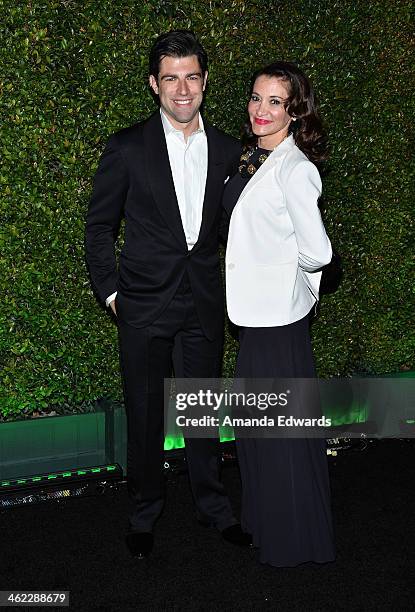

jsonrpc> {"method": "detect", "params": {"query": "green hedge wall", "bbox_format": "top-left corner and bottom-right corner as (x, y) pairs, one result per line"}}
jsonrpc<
(1, 0), (413, 418)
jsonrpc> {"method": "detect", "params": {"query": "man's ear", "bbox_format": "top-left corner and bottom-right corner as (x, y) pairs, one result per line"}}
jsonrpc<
(202, 71), (208, 92)
(149, 74), (159, 95)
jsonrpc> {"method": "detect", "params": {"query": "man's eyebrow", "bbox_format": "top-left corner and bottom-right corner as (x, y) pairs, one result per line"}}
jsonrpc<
(160, 72), (202, 80)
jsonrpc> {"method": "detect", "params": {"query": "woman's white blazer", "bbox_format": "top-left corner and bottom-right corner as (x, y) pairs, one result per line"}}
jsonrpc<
(225, 134), (332, 327)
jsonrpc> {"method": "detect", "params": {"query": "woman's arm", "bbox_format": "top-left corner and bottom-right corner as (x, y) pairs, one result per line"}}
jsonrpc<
(284, 160), (332, 272)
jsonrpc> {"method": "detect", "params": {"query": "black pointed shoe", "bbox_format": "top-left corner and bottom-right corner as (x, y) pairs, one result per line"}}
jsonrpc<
(125, 531), (154, 559)
(221, 524), (253, 547)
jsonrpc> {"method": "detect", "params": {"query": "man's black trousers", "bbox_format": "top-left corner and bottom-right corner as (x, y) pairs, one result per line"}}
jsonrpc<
(117, 273), (236, 532)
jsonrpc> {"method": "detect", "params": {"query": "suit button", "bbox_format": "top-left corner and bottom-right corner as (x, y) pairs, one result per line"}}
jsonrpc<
(227, 263), (235, 270)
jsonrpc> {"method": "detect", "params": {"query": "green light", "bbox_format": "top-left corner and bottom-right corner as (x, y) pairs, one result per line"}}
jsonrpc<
(163, 433), (235, 449)
(323, 400), (369, 426)
(220, 434), (235, 442)
(164, 435), (185, 451)
(0, 465), (121, 492)
(164, 437), (175, 451)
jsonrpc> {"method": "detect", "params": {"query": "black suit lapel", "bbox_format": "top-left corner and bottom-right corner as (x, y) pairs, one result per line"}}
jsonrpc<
(144, 112), (187, 249)
(143, 112), (224, 252)
(192, 121), (224, 250)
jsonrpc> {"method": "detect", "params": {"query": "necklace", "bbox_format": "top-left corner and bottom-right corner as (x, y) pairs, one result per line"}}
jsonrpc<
(238, 146), (270, 178)
(238, 135), (289, 178)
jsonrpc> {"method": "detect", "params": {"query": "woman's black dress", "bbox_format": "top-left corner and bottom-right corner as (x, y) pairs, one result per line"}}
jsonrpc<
(223, 149), (335, 567)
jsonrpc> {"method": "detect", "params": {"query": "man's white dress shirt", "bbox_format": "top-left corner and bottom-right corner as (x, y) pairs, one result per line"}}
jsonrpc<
(106, 110), (208, 307)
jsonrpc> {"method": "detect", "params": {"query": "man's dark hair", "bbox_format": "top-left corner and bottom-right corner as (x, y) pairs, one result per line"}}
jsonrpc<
(149, 30), (208, 79)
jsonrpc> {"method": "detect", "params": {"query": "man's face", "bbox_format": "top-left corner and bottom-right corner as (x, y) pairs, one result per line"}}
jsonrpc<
(149, 54), (207, 129)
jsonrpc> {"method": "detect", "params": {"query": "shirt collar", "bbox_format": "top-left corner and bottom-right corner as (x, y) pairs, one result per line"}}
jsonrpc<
(160, 109), (205, 138)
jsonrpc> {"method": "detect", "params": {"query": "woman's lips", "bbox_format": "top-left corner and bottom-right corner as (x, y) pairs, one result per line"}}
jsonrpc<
(254, 118), (272, 125)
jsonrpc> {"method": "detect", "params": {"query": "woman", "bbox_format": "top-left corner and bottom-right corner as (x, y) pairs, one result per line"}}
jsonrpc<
(224, 62), (335, 567)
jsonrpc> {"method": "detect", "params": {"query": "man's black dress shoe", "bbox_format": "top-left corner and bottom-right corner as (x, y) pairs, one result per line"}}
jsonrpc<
(198, 520), (252, 547)
(221, 524), (253, 547)
(125, 531), (153, 559)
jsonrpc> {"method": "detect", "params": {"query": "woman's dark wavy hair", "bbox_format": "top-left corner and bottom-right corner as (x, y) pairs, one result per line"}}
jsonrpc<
(243, 61), (328, 163)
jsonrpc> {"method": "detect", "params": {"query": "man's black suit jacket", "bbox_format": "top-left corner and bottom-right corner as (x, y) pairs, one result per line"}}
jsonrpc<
(85, 111), (240, 340)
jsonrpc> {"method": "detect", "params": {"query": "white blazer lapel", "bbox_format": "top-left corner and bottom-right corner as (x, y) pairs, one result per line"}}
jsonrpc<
(236, 135), (295, 204)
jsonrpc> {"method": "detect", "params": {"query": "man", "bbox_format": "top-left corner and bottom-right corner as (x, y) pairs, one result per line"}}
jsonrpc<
(85, 30), (251, 558)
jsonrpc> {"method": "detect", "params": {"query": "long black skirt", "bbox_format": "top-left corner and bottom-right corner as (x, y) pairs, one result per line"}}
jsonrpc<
(235, 312), (335, 567)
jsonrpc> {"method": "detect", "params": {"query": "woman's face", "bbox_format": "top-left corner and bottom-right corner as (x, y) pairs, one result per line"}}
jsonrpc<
(248, 75), (293, 148)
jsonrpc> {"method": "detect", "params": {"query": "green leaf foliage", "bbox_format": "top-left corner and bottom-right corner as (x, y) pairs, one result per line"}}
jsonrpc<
(1, 0), (413, 417)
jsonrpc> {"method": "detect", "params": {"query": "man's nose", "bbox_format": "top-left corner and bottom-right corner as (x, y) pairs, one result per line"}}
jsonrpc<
(177, 79), (190, 96)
